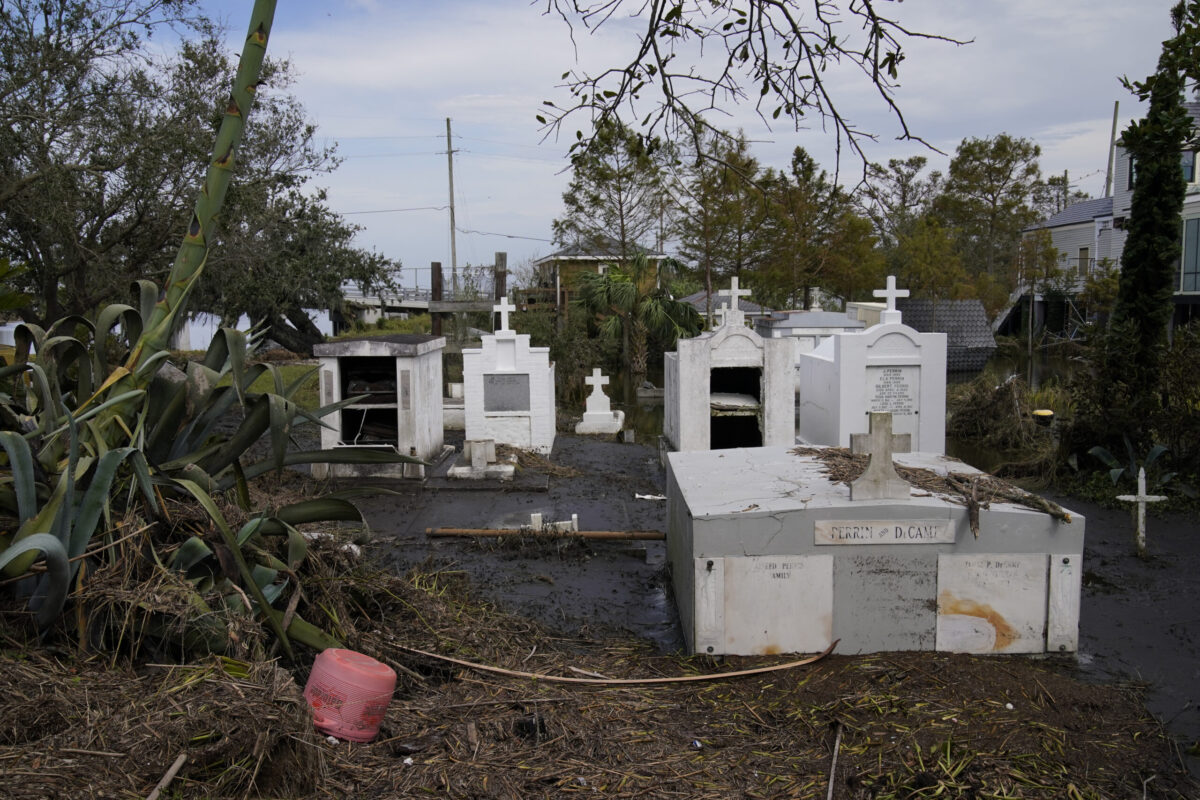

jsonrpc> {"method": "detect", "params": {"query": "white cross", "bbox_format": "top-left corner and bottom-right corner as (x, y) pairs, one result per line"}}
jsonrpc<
(717, 276), (751, 309)
(585, 367), (608, 394)
(873, 275), (909, 325)
(1116, 467), (1166, 558)
(493, 296), (515, 331)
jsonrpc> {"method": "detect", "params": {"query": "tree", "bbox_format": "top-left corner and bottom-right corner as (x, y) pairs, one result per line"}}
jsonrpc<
(552, 120), (667, 260)
(195, 188), (398, 353)
(574, 255), (701, 380)
(856, 156), (943, 251)
(756, 147), (874, 308)
(671, 130), (769, 322)
(1099, 0), (1200, 442)
(936, 134), (1046, 279)
(541, 1), (960, 167)
(0, 0), (209, 321)
(0, 1), (388, 349)
(892, 215), (969, 303)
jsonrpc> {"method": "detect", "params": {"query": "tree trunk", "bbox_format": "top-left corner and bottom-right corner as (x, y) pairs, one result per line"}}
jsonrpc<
(267, 308), (323, 355)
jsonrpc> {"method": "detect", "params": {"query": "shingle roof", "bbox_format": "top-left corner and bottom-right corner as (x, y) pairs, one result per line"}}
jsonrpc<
(1024, 196), (1112, 232)
(896, 298), (996, 371)
(680, 290), (768, 315)
(533, 238), (665, 264)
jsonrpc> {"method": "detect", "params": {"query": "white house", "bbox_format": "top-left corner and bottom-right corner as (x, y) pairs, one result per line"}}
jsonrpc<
(1024, 101), (1200, 326)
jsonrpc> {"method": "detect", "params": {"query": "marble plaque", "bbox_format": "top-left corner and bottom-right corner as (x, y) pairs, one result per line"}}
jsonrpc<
(483, 373), (530, 412)
(867, 365), (918, 416)
(936, 553), (1048, 654)
(815, 519), (954, 545)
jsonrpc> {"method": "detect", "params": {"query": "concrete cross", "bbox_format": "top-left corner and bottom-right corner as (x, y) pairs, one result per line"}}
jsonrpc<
(585, 367), (609, 396)
(849, 412), (912, 501)
(493, 296), (516, 332)
(716, 277), (751, 328)
(1116, 467), (1166, 558)
(873, 275), (909, 325)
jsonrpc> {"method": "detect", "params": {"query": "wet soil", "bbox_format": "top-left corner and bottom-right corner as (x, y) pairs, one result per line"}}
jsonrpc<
(349, 432), (1200, 776)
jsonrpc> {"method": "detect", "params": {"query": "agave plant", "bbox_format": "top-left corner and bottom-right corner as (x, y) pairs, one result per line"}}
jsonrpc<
(0, 0), (414, 658)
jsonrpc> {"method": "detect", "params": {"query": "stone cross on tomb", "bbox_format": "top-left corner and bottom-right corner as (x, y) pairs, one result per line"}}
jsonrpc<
(1116, 467), (1166, 557)
(849, 412), (913, 501)
(874, 275), (909, 325)
(585, 367), (609, 397)
(717, 276), (751, 327)
(493, 296), (516, 332)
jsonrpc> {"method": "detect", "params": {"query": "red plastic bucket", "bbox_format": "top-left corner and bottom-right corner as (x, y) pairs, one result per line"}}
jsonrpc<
(304, 649), (396, 742)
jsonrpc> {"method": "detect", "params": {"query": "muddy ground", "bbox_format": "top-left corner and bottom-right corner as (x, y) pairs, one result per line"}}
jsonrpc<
(353, 431), (1200, 779)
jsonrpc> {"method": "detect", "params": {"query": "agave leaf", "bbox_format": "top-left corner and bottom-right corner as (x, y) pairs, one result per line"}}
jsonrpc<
(46, 390), (145, 440)
(1144, 444), (1168, 469)
(1088, 446), (1120, 470)
(1109, 468), (1125, 485)
(174, 478), (294, 660)
(68, 447), (143, 577)
(135, 280), (160, 326)
(0, 431), (36, 523)
(171, 536), (213, 572)
(0, 533), (69, 628)
(285, 525), (308, 571)
(45, 314), (94, 341)
(94, 304), (141, 374)
(273, 498), (363, 526)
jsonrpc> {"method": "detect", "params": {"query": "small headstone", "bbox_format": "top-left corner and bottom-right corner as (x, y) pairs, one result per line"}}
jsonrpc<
(1116, 467), (1166, 557)
(849, 412), (912, 501)
(716, 276), (751, 328)
(575, 367), (624, 435)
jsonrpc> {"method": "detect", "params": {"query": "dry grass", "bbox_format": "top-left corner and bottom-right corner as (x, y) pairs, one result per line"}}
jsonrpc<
(1, 541), (1192, 799)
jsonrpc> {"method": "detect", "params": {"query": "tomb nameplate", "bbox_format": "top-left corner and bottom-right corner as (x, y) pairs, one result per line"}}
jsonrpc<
(866, 365), (919, 416)
(815, 519), (954, 545)
(483, 373), (531, 412)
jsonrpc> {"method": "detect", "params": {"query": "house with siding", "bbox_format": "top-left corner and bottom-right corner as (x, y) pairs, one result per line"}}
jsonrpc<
(1023, 101), (1200, 326)
(516, 238), (667, 318)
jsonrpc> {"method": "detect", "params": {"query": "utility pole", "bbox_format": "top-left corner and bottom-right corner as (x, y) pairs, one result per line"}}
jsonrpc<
(1104, 101), (1119, 198)
(446, 117), (458, 296)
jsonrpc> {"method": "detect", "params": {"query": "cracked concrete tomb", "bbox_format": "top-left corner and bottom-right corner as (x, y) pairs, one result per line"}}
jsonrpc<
(664, 278), (794, 452)
(462, 297), (556, 454)
(796, 275), (947, 454)
(312, 333), (445, 479)
(666, 444), (1085, 656)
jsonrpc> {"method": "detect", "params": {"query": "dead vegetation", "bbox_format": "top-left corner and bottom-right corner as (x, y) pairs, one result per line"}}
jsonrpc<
(1, 539), (1194, 799)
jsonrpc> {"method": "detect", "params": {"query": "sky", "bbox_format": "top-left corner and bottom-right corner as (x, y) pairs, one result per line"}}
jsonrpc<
(195, 0), (1175, 290)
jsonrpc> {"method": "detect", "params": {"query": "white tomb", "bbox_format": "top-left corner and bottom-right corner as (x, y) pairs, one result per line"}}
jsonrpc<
(462, 297), (556, 454)
(575, 368), (624, 435)
(666, 420), (1085, 656)
(797, 276), (947, 454)
(664, 278), (794, 451)
(312, 333), (445, 479)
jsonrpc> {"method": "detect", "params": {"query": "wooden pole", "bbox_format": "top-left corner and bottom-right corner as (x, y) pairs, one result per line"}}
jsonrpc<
(431, 261), (443, 337)
(493, 251), (507, 331)
(426, 527), (664, 541)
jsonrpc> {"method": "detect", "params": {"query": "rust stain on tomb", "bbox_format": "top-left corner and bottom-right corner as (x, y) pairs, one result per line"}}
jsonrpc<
(939, 591), (1019, 651)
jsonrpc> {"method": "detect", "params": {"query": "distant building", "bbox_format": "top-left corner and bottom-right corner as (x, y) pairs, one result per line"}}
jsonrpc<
(1023, 101), (1200, 327)
(679, 289), (771, 328)
(520, 238), (668, 317)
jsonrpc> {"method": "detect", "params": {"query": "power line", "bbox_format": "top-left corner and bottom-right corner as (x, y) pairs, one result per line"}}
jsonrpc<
(455, 226), (552, 242)
(343, 205), (448, 215)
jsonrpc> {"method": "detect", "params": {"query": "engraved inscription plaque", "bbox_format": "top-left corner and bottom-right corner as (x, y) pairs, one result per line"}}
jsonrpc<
(815, 519), (954, 545)
(867, 365), (918, 416)
(484, 373), (530, 412)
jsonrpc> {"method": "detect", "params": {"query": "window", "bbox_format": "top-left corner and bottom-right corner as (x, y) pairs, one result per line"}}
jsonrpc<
(1184, 218), (1200, 292)
(1184, 151), (1197, 183)
(1078, 247), (1090, 276)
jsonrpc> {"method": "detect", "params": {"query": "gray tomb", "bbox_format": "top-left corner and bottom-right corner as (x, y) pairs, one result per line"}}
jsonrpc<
(313, 333), (446, 479)
(666, 416), (1084, 656)
(663, 278), (794, 451)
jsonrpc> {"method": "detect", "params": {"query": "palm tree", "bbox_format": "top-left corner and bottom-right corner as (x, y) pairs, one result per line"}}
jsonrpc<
(574, 254), (702, 381)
